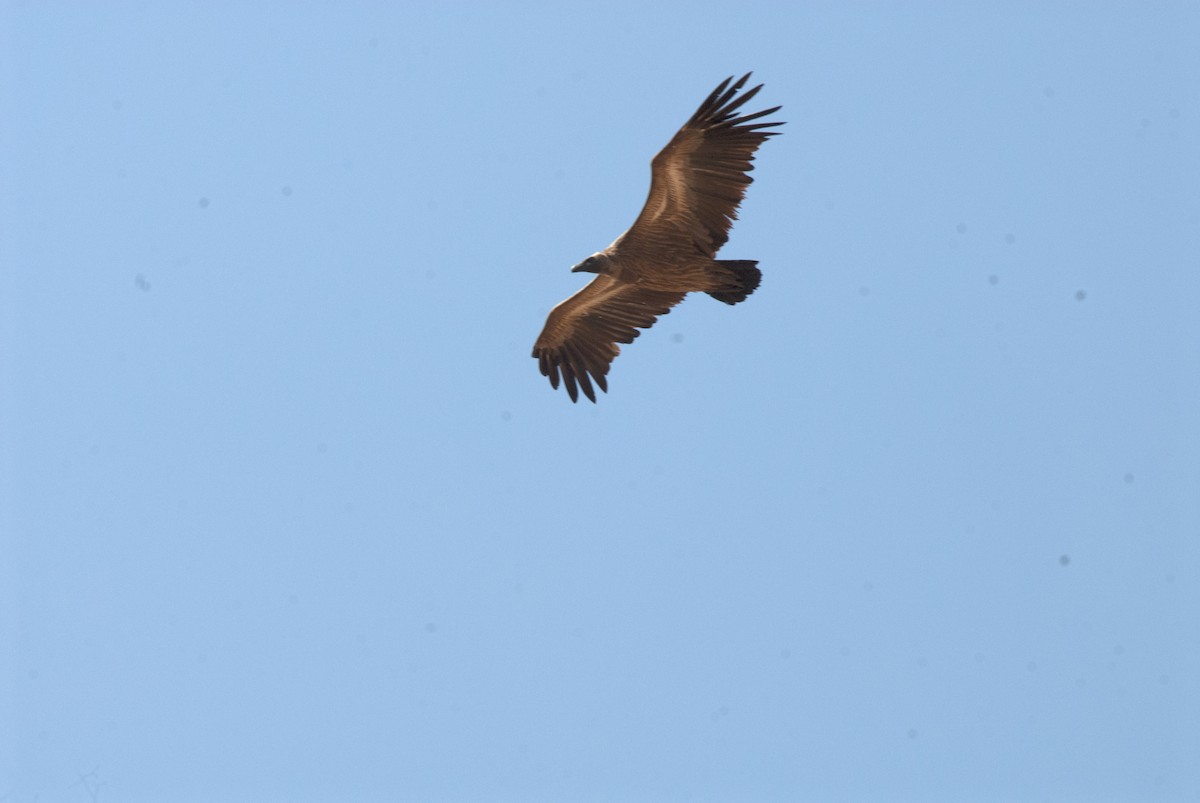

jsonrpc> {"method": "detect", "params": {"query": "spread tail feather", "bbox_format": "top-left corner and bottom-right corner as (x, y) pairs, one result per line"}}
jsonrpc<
(707, 260), (762, 305)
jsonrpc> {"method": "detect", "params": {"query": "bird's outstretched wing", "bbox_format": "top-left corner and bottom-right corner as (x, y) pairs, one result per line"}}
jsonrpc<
(619, 73), (783, 258)
(532, 276), (685, 402)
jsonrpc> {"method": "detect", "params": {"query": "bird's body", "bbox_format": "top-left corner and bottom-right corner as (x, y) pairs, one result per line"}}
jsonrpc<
(533, 74), (782, 402)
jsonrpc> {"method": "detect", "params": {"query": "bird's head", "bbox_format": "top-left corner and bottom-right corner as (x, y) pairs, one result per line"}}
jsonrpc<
(571, 253), (612, 275)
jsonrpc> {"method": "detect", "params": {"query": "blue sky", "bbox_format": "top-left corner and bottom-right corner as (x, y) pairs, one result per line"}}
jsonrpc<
(3, 2), (1199, 801)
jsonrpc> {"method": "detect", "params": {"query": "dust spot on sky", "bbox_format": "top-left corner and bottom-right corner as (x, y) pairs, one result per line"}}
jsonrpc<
(907, 728), (918, 740)
(135, 274), (151, 292)
(1027, 661), (1038, 672)
(198, 197), (210, 209)
(1123, 472), (1134, 484)
(956, 222), (967, 234)
(1075, 290), (1087, 301)
(671, 333), (684, 344)
(1005, 233), (1016, 244)
(1059, 554), (1070, 567)
(988, 274), (999, 286)
(858, 285), (870, 297)
(500, 410), (512, 422)
(282, 185), (293, 196)
(424, 622), (438, 634)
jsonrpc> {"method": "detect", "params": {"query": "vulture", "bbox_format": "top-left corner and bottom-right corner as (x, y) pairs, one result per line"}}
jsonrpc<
(532, 73), (783, 402)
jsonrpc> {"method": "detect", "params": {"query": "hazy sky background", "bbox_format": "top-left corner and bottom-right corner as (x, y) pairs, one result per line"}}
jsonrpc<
(4, 2), (1199, 801)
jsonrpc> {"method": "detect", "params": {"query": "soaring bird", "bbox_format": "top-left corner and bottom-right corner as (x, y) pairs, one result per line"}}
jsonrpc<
(532, 73), (783, 403)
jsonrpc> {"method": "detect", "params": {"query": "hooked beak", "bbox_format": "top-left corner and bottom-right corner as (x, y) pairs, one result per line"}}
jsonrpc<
(571, 262), (592, 274)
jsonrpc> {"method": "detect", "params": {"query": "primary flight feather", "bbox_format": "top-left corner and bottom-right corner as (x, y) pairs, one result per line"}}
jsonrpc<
(532, 73), (783, 402)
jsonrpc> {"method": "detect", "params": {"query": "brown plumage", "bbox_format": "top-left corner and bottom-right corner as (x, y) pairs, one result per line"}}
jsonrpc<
(532, 73), (783, 402)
